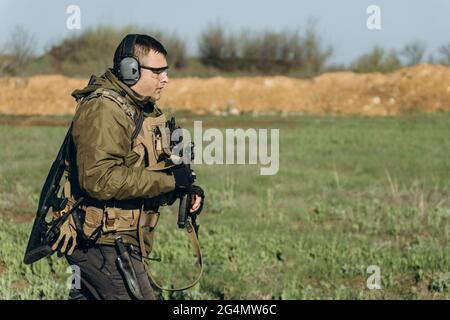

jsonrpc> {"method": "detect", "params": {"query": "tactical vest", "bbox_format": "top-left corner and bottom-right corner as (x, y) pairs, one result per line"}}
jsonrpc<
(61, 88), (174, 256)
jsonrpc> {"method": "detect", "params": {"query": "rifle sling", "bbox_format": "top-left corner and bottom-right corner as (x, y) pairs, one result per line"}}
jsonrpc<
(144, 218), (203, 292)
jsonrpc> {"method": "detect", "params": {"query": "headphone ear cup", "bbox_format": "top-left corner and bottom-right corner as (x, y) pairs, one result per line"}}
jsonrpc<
(119, 57), (140, 86)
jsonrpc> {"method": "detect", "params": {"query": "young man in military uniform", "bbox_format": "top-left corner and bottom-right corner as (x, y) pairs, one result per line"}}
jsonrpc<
(51, 34), (204, 300)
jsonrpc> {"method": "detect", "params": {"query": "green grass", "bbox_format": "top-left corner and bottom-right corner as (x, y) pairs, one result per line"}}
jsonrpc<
(0, 112), (449, 299)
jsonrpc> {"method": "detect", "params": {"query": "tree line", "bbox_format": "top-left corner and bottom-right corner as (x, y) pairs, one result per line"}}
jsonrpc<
(2, 24), (450, 78)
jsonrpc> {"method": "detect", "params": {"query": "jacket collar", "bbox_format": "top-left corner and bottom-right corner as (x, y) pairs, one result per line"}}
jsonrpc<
(104, 69), (156, 110)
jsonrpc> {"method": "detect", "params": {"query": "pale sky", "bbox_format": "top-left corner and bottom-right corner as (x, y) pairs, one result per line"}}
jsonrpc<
(1, 0), (450, 64)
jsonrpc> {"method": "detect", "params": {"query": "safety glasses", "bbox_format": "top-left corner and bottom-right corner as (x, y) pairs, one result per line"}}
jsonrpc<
(141, 65), (169, 77)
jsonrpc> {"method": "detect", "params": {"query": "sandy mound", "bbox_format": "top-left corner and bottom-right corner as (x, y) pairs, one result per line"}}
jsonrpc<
(1, 64), (449, 116)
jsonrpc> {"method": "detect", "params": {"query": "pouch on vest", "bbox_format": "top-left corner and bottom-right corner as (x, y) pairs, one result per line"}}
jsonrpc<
(102, 207), (140, 233)
(82, 206), (104, 238)
(132, 114), (174, 171)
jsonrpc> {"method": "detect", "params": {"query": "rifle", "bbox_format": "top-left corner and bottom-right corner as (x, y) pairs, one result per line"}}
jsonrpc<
(24, 76), (99, 263)
(165, 117), (200, 237)
(148, 125), (204, 291)
(23, 125), (75, 265)
(176, 163), (200, 238)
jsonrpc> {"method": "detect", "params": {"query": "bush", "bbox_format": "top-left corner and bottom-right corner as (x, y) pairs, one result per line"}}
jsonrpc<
(438, 42), (450, 66)
(300, 24), (333, 76)
(198, 23), (238, 70)
(198, 22), (332, 77)
(48, 26), (187, 77)
(238, 29), (301, 73)
(0, 26), (36, 76)
(400, 40), (426, 66)
(352, 47), (402, 73)
(48, 26), (122, 77)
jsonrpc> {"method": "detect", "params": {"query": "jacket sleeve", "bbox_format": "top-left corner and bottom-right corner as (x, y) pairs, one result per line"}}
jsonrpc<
(72, 97), (176, 200)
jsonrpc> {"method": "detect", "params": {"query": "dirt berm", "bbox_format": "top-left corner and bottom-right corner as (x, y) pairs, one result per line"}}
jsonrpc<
(1, 64), (449, 116)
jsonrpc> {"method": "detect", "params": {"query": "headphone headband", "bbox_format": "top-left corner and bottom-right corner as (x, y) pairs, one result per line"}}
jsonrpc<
(121, 34), (138, 59)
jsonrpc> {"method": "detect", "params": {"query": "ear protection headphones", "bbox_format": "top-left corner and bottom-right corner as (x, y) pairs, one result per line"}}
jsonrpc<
(114, 34), (141, 86)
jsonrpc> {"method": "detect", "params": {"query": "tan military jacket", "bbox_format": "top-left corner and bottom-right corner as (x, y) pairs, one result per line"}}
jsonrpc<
(69, 69), (176, 252)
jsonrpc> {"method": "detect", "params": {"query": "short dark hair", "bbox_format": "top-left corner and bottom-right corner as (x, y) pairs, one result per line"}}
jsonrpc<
(134, 34), (167, 59)
(113, 34), (167, 68)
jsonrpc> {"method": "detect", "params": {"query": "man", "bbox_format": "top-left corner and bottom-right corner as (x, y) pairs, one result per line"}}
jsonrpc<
(52, 34), (204, 300)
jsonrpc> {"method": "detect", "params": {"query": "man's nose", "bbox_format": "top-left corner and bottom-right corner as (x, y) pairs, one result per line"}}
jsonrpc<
(162, 73), (169, 84)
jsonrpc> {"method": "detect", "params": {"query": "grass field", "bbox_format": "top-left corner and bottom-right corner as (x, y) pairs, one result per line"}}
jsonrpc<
(0, 111), (449, 299)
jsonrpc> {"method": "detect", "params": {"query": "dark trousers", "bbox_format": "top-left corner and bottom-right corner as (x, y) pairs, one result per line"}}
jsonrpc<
(66, 244), (156, 300)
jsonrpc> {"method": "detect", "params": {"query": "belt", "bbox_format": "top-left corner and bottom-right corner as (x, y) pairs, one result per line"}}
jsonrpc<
(82, 197), (159, 211)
